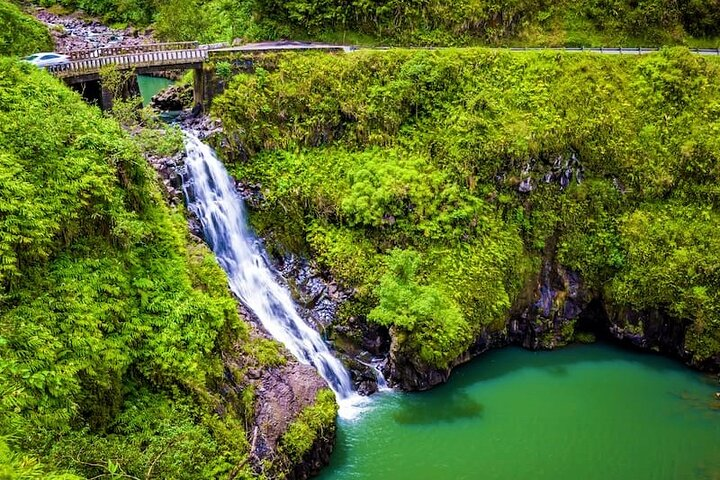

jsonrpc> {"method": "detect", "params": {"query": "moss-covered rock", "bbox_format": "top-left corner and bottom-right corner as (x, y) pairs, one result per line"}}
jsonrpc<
(273, 389), (338, 479)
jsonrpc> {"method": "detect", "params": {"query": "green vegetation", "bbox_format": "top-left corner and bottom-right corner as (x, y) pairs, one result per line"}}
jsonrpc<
(0, 0), (52, 56)
(251, 0), (720, 46)
(35, 0), (263, 42)
(31, 0), (720, 47)
(215, 47), (720, 372)
(0, 57), (263, 478)
(37, 0), (155, 26)
(276, 389), (338, 467)
(368, 250), (475, 369)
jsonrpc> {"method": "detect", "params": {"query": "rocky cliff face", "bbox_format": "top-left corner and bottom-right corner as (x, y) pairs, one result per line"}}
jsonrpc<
(359, 249), (720, 391)
(150, 84), (193, 112)
(605, 305), (720, 372)
(386, 325), (508, 390)
(215, 316), (337, 479)
(509, 254), (590, 350)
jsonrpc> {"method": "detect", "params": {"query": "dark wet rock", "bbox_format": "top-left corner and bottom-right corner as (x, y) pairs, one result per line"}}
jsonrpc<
(272, 253), (393, 393)
(510, 253), (590, 350)
(284, 437), (336, 480)
(179, 113), (223, 139)
(519, 151), (585, 191)
(235, 182), (264, 207)
(388, 326), (509, 391)
(332, 316), (390, 359)
(251, 362), (329, 459)
(144, 147), (208, 238)
(145, 151), (185, 206)
(606, 306), (687, 354)
(342, 356), (379, 395)
(560, 169), (572, 188)
(388, 336), (451, 391)
(276, 254), (351, 330)
(150, 84), (193, 111)
(602, 303), (719, 373)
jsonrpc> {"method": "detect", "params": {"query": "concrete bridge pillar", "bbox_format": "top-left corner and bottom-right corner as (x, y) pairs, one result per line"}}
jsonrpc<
(101, 74), (141, 111)
(69, 74), (140, 111)
(193, 66), (216, 112)
(69, 80), (103, 108)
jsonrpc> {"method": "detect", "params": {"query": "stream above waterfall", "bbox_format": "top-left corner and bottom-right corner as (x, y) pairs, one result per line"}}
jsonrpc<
(137, 75), (173, 106)
(318, 343), (720, 480)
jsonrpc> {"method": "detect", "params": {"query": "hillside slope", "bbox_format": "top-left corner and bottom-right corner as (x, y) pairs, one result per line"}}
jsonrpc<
(0, 0), (52, 55)
(214, 47), (720, 387)
(0, 55), (339, 479)
(31, 0), (720, 46)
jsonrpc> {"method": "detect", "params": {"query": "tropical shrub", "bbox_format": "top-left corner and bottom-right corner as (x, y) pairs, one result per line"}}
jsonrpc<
(0, 0), (53, 56)
(0, 57), (255, 478)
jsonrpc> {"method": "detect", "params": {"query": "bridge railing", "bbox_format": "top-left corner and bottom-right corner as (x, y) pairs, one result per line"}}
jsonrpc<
(49, 49), (208, 77)
(68, 42), (201, 60)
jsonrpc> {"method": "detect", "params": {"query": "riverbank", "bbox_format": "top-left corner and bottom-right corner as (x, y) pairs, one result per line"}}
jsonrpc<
(31, 6), (155, 53)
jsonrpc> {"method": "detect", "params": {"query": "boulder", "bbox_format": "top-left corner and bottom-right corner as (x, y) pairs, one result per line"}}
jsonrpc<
(150, 84), (193, 111)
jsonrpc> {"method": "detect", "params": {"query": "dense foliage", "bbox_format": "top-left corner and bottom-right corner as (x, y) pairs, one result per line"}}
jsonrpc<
(0, 0), (52, 56)
(0, 57), (264, 478)
(215, 47), (720, 370)
(36, 0), (155, 25)
(251, 0), (720, 45)
(33, 0), (720, 46)
(35, 0), (262, 42)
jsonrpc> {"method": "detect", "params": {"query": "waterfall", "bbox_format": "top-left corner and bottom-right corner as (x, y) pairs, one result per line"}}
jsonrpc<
(373, 363), (391, 392)
(356, 358), (392, 393)
(181, 133), (364, 418)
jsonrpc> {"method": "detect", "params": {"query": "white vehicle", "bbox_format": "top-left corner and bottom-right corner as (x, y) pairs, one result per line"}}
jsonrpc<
(23, 52), (70, 68)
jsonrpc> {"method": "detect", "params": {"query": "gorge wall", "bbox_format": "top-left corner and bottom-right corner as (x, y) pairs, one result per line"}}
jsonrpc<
(210, 47), (720, 391)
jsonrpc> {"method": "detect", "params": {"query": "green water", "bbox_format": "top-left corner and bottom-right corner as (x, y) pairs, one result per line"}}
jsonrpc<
(319, 344), (720, 480)
(137, 75), (173, 107)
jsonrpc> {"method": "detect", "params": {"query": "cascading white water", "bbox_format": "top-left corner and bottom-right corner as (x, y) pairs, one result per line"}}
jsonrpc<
(372, 363), (391, 392)
(181, 133), (365, 418)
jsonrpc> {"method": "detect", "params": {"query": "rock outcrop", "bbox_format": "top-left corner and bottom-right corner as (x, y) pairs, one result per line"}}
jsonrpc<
(151, 84), (193, 112)
(216, 318), (337, 479)
(509, 245), (591, 350)
(360, 242), (719, 390)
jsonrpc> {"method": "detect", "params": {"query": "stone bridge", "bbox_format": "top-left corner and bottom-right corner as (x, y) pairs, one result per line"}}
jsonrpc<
(49, 42), (720, 110)
(49, 41), (351, 110)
